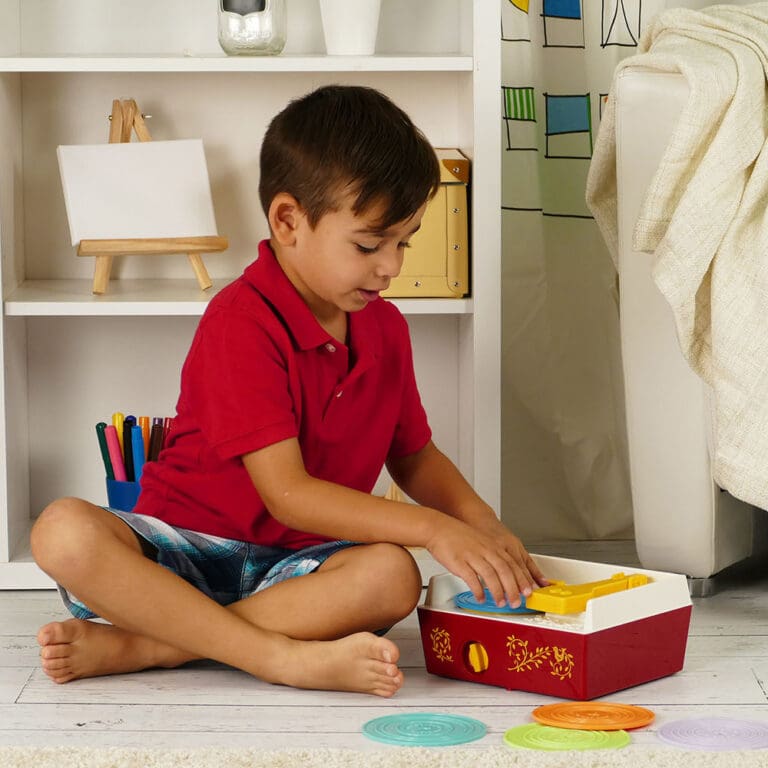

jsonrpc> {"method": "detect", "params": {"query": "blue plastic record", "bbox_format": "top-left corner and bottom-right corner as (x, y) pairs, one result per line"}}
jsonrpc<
(454, 588), (541, 615)
(362, 713), (487, 747)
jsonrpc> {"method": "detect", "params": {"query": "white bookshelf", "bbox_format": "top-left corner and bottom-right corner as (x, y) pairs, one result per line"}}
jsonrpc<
(0, 0), (501, 589)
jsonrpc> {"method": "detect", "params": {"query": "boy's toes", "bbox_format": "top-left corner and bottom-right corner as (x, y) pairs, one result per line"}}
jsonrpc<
(41, 657), (71, 673)
(40, 643), (69, 660)
(373, 670), (403, 697)
(36, 623), (57, 646)
(37, 620), (75, 647)
(375, 637), (400, 665)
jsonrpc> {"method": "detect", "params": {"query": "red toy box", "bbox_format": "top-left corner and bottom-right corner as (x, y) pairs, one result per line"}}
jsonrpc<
(417, 554), (692, 700)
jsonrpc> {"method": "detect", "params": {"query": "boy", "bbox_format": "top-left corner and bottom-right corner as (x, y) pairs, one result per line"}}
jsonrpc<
(32, 85), (546, 698)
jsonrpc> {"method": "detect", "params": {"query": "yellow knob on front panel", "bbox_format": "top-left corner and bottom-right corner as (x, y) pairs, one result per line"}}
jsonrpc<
(466, 642), (489, 673)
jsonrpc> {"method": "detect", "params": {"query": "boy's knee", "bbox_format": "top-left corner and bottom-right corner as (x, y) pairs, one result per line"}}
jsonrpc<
(31, 497), (101, 574)
(365, 543), (422, 614)
(33, 497), (78, 543)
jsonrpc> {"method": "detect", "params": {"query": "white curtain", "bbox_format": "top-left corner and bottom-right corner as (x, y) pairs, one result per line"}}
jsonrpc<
(499, 0), (751, 542)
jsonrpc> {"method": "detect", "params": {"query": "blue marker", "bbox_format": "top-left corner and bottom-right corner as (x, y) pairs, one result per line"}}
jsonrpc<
(131, 424), (145, 482)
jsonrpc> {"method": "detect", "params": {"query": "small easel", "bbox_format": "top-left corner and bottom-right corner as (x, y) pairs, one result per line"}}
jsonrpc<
(385, 481), (406, 503)
(77, 98), (227, 295)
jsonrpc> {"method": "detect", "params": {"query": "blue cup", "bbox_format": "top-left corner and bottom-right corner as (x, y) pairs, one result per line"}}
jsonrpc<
(106, 478), (141, 512)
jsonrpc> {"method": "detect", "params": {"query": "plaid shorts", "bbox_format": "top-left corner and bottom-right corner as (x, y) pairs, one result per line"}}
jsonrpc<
(59, 507), (358, 620)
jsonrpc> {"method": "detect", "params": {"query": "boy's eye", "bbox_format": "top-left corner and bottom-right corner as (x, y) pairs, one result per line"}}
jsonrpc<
(354, 241), (411, 254)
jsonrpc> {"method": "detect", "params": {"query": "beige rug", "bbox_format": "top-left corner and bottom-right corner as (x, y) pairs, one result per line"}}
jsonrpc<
(0, 746), (763, 767)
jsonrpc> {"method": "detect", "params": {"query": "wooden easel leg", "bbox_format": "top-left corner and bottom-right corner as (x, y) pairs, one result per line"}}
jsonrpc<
(92, 255), (113, 295)
(187, 253), (212, 291)
(108, 100), (123, 143)
(385, 482), (406, 503)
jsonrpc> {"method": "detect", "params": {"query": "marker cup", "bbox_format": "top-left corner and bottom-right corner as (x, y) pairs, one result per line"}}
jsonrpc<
(106, 478), (141, 512)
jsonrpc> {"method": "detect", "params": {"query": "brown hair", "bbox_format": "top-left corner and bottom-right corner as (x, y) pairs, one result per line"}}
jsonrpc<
(259, 85), (440, 230)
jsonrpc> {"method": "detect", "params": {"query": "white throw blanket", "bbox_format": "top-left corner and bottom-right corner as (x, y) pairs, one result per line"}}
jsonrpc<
(587, 3), (768, 510)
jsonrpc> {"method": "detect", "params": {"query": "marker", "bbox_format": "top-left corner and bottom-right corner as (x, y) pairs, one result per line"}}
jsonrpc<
(162, 417), (173, 449)
(123, 416), (136, 482)
(138, 416), (150, 460)
(95, 422), (114, 480)
(104, 425), (127, 481)
(131, 424), (145, 482)
(112, 411), (125, 454)
(148, 422), (164, 462)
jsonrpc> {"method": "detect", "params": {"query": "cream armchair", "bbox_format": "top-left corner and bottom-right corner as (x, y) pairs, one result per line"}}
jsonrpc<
(613, 66), (760, 594)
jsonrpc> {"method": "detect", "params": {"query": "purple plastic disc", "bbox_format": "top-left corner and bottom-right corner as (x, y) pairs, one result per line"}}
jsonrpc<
(657, 717), (768, 751)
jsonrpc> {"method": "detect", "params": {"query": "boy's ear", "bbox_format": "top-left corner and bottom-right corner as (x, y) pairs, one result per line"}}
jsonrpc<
(268, 193), (304, 246)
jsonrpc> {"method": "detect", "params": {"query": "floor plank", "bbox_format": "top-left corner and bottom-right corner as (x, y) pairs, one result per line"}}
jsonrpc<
(0, 669), (33, 705)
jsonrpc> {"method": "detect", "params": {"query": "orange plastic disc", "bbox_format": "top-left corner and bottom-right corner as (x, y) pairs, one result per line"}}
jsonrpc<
(532, 702), (654, 731)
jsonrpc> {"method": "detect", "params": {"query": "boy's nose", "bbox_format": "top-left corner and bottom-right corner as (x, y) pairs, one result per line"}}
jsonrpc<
(375, 247), (404, 279)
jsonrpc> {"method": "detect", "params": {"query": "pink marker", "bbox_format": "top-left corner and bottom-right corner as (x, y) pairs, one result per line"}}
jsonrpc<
(105, 424), (127, 481)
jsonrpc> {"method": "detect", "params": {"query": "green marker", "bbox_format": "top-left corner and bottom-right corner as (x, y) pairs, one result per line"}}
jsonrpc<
(95, 422), (115, 480)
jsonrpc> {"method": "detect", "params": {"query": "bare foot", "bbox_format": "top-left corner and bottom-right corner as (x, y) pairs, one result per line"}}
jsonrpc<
(37, 619), (186, 683)
(38, 620), (404, 697)
(276, 632), (404, 698)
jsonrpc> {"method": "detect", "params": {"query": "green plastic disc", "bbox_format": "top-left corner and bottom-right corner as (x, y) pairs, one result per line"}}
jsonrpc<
(503, 723), (630, 751)
(362, 713), (487, 747)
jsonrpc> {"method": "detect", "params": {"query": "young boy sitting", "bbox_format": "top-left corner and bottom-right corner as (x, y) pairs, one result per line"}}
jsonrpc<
(31, 84), (546, 698)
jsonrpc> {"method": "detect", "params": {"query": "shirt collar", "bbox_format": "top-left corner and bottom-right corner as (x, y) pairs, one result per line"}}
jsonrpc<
(244, 240), (381, 361)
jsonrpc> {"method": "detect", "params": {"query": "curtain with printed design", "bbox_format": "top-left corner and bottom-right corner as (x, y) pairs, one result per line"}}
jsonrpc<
(499, 0), (747, 540)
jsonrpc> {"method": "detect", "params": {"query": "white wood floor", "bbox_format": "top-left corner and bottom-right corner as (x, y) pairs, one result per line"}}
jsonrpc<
(1, 540), (767, 752)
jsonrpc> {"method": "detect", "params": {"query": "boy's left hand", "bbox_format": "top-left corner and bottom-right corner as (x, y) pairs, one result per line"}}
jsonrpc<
(471, 515), (549, 600)
(425, 513), (548, 609)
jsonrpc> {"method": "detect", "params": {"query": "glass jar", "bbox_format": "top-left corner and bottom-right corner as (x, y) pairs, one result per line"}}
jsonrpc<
(217, 0), (287, 56)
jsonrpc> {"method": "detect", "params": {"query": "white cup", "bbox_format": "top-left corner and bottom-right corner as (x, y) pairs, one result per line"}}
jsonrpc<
(319, 0), (382, 55)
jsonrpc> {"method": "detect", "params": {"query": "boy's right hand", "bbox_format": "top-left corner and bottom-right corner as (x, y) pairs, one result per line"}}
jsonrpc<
(425, 516), (545, 608)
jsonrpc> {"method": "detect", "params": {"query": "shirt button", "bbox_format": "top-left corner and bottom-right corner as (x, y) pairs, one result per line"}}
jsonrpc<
(336, 390), (343, 398)
(325, 343), (336, 353)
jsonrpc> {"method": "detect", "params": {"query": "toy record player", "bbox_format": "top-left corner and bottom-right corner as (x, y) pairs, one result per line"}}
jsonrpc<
(417, 554), (692, 701)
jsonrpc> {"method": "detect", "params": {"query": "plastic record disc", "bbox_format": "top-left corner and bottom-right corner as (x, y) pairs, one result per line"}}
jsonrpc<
(657, 717), (768, 751)
(362, 713), (487, 747)
(454, 588), (541, 615)
(532, 702), (655, 731)
(503, 723), (630, 751)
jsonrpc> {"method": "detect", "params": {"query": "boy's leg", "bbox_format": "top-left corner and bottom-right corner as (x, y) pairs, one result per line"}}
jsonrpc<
(226, 542), (423, 640)
(32, 497), (404, 696)
(38, 536), (421, 678)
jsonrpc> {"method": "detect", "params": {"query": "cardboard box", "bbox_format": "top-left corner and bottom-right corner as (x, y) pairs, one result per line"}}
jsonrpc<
(417, 554), (692, 700)
(382, 148), (469, 298)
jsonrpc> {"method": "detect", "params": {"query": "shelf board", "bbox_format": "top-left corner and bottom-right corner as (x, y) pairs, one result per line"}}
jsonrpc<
(0, 54), (473, 73)
(388, 297), (473, 315)
(5, 279), (215, 316)
(0, 537), (55, 589)
(0, 561), (54, 589)
(4, 279), (473, 317)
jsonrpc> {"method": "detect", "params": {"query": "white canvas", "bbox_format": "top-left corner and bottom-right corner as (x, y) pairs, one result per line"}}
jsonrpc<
(57, 139), (218, 246)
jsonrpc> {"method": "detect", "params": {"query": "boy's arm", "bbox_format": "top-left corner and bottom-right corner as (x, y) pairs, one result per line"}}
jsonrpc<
(386, 440), (547, 602)
(387, 440), (503, 531)
(242, 438), (544, 607)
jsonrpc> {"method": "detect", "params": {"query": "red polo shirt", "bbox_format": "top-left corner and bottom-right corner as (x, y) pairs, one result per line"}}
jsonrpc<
(134, 240), (432, 549)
